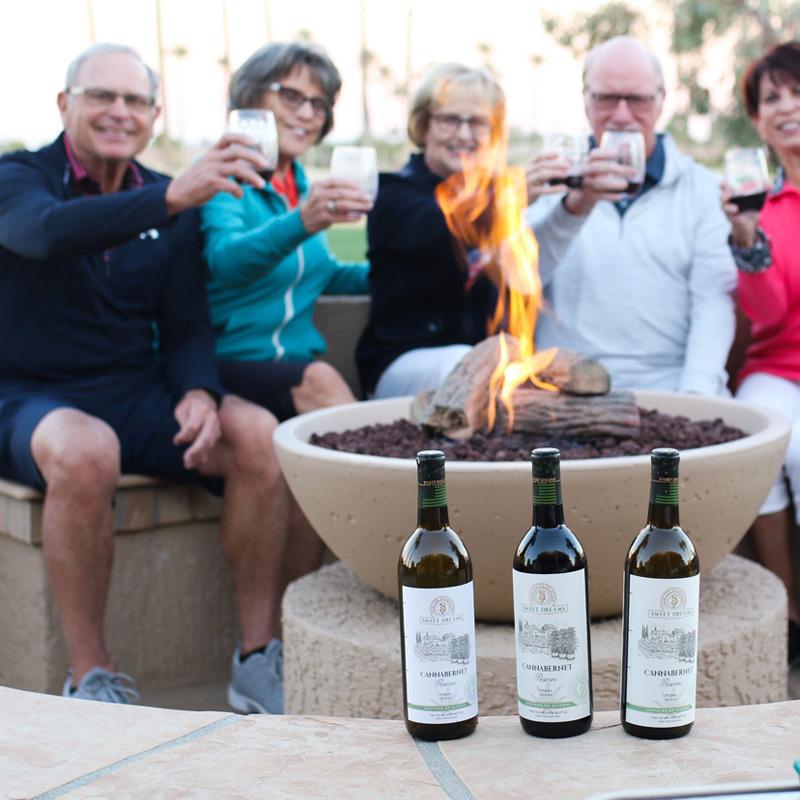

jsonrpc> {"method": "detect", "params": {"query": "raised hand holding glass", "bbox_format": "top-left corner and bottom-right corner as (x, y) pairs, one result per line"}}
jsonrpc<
(724, 148), (770, 212)
(600, 131), (646, 196)
(227, 109), (279, 181)
(330, 146), (379, 201)
(544, 132), (589, 188)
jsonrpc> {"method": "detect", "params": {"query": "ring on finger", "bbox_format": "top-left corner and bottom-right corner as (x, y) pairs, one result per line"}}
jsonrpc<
(327, 199), (337, 214)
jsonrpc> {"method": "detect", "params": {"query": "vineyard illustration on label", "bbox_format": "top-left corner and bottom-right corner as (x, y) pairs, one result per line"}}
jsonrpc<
(638, 625), (697, 661)
(517, 621), (578, 659)
(414, 632), (471, 664)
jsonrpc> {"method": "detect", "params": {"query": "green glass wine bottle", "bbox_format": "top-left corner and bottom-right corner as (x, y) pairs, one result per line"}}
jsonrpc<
(513, 447), (593, 738)
(621, 448), (700, 739)
(398, 450), (478, 740)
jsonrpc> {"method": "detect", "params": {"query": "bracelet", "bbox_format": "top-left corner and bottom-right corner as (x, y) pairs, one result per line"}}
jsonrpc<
(729, 227), (772, 273)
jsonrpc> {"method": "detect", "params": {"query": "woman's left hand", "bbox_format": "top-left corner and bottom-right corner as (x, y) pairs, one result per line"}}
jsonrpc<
(300, 179), (374, 234)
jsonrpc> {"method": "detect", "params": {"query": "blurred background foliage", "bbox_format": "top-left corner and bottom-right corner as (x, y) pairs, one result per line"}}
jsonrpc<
(542, 0), (800, 161)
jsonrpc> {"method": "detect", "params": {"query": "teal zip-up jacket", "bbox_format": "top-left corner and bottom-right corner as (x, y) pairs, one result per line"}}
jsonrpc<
(201, 161), (368, 361)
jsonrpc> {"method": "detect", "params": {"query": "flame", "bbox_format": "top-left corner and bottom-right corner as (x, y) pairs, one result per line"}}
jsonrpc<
(435, 124), (558, 431)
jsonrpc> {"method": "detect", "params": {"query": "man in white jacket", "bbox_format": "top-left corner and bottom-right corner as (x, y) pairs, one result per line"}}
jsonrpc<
(525, 37), (736, 395)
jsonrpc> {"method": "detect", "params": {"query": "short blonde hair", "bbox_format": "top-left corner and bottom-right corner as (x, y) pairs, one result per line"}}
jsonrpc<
(407, 63), (505, 149)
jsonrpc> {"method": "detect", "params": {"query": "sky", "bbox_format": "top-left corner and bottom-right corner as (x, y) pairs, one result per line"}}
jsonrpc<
(1, 0), (688, 149)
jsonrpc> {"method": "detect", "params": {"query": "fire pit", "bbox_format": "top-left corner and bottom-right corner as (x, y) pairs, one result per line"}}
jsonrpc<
(273, 390), (789, 620)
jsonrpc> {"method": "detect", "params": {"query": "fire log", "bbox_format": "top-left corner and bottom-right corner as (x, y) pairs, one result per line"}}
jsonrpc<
(414, 335), (614, 437)
(496, 387), (640, 439)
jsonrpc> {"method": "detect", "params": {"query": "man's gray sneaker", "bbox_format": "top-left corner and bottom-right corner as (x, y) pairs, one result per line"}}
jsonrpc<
(62, 667), (140, 704)
(228, 639), (283, 714)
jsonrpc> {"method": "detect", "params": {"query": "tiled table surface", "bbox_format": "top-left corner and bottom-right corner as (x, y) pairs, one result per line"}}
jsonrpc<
(1, 686), (798, 799)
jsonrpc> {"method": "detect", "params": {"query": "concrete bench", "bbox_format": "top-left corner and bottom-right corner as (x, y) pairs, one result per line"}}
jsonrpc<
(2, 684), (799, 798)
(0, 295), (370, 695)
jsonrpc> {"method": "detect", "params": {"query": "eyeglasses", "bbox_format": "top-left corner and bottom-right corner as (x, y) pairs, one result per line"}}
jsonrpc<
(587, 92), (659, 111)
(268, 82), (330, 117)
(430, 113), (492, 138)
(67, 86), (156, 113)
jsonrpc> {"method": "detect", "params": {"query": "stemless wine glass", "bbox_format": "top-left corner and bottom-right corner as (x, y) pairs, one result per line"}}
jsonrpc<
(330, 145), (379, 200)
(227, 109), (279, 181)
(600, 130), (646, 196)
(724, 147), (770, 212)
(544, 132), (589, 188)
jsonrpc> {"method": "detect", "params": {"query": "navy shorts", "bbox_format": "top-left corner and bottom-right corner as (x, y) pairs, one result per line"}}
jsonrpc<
(0, 370), (223, 495)
(217, 358), (310, 422)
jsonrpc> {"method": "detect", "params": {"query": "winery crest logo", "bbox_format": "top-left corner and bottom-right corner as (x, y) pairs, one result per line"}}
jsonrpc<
(420, 595), (464, 625)
(522, 583), (568, 614)
(660, 587), (687, 611)
(531, 583), (557, 607)
(648, 585), (694, 619)
(431, 595), (456, 618)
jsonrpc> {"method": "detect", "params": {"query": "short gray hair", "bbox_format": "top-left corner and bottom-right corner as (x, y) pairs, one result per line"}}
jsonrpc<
(229, 42), (342, 141)
(583, 36), (664, 92)
(65, 43), (159, 96)
(407, 63), (505, 149)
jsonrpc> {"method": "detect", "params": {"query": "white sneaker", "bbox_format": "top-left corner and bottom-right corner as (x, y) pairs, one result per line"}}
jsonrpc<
(227, 640), (283, 714)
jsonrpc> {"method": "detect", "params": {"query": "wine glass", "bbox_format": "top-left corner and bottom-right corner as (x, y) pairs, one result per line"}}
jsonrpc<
(724, 147), (770, 212)
(544, 132), (589, 188)
(600, 131), (646, 196)
(330, 145), (379, 201)
(227, 109), (279, 181)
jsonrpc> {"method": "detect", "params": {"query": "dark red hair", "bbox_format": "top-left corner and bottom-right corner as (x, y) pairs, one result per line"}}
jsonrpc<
(742, 41), (800, 117)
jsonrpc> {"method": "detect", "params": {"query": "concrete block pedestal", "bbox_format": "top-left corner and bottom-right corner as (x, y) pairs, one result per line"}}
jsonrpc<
(284, 554), (788, 718)
(0, 475), (235, 694)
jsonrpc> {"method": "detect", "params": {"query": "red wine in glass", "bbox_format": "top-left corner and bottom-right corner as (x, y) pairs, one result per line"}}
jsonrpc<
(548, 175), (584, 188)
(730, 191), (766, 212)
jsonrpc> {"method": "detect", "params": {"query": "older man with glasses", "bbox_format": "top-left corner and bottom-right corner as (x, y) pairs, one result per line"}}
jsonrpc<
(0, 43), (312, 712)
(526, 36), (736, 396)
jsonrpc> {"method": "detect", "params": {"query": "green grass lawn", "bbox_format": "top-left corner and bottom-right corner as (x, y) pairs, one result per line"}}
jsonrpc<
(326, 223), (368, 262)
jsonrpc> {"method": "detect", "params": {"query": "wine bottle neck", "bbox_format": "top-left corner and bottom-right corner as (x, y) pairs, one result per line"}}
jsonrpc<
(646, 478), (680, 528)
(533, 503), (564, 528)
(532, 474), (564, 527)
(417, 480), (450, 529)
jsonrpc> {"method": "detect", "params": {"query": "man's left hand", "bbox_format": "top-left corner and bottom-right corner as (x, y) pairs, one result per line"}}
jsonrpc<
(173, 389), (222, 470)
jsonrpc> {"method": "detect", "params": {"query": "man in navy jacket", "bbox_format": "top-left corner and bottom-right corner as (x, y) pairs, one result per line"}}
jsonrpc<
(0, 43), (316, 712)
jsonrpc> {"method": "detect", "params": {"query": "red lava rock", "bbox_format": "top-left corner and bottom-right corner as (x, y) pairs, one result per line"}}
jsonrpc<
(308, 409), (746, 462)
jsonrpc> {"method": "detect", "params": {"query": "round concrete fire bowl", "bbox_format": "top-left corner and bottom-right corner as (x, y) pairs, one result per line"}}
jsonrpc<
(274, 391), (789, 621)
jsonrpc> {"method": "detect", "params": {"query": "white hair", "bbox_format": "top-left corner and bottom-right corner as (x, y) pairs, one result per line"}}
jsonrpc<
(65, 43), (159, 95)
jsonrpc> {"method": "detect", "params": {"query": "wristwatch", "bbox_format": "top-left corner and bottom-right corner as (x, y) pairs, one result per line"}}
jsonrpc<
(729, 227), (772, 273)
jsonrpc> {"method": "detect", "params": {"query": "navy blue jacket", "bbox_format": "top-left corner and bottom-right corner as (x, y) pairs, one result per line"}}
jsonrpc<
(356, 153), (496, 396)
(0, 135), (223, 401)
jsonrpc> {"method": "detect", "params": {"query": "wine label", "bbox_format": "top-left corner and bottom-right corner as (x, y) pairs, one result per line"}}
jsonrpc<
(624, 573), (699, 728)
(401, 582), (478, 725)
(513, 568), (591, 722)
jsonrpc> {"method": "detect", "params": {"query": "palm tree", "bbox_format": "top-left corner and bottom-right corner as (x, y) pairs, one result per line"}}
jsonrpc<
(86, 0), (97, 42)
(264, 0), (273, 41)
(359, 0), (374, 144)
(155, 0), (170, 140)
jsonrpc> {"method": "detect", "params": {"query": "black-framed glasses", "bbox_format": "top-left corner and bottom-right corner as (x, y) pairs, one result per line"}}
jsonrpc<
(268, 82), (330, 117)
(67, 86), (156, 113)
(430, 112), (492, 138)
(586, 91), (659, 112)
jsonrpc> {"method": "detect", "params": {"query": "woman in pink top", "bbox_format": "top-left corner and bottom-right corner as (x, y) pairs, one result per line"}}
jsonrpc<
(723, 41), (800, 664)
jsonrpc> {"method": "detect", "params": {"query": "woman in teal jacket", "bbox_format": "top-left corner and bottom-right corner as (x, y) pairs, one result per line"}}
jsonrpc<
(202, 42), (372, 420)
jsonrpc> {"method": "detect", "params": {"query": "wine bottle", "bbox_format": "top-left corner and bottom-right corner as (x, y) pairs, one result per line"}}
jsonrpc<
(621, 448), (700, 739)
(398, 450), (478, 740)
(513, 447), (593, 738)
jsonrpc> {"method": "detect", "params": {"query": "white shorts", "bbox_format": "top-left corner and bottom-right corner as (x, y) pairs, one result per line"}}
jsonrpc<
(736, 371), (800, 522)
(373, 345), (473, 399)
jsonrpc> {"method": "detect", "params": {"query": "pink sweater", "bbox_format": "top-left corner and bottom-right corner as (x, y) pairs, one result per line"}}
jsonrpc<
(737, 180), (800, 386)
